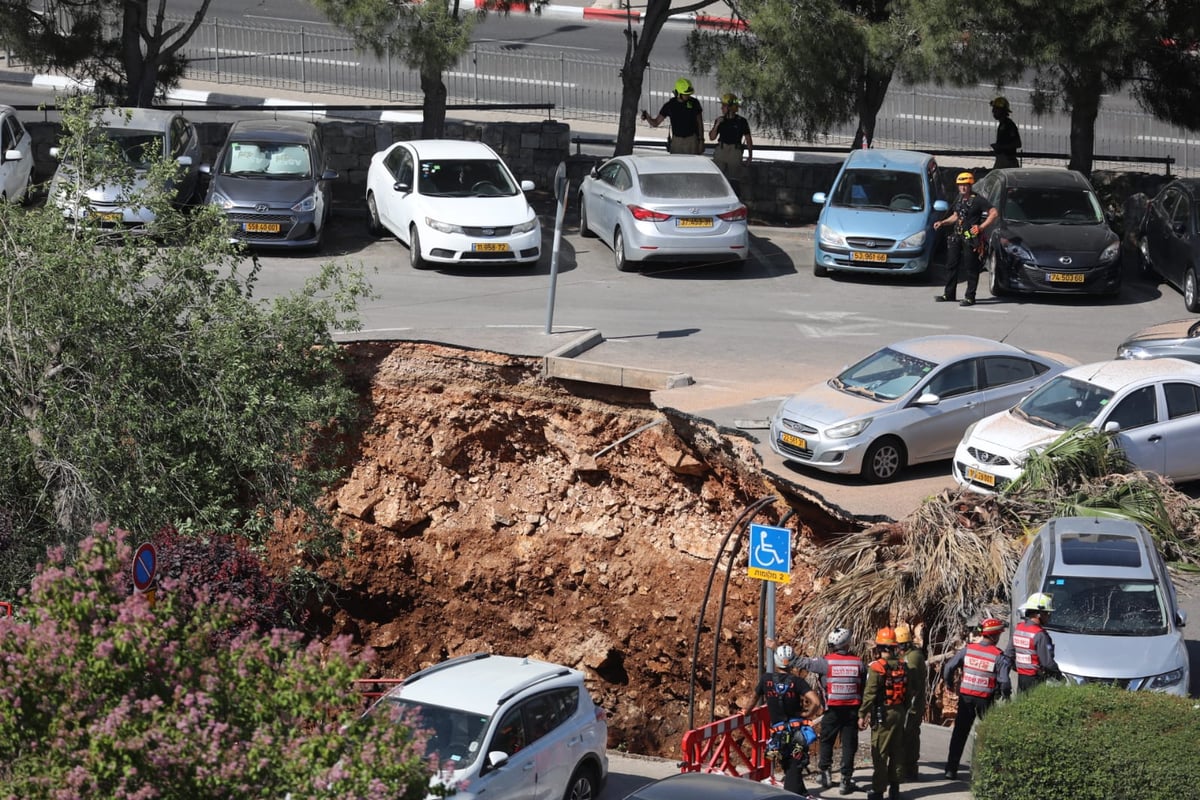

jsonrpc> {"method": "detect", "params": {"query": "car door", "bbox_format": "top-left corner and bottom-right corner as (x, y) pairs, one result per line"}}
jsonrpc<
(376, 145), (412, 237)
(1164, 190), (1195, 286)
(1102, 384), (1164, 475)
(1, 111), (33, 202)
(473, 704), (538, 800)
(589, 161), (629, 243)
(1159, 380), (1200, 481)
(169, 116), (201, 204)
(980, 356), (1050, 414)
(902, 357), (986, 462)
(523, 688), (580, 800)
(1146, 187), (1183, 287)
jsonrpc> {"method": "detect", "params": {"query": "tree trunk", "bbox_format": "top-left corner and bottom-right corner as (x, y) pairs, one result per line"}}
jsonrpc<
(615, 7), (662, 156)
(121, 0), (156, 107)
(1066, 73), (1102, 177)
(851, 63), (893, 150)
(421, 67), (449, 139)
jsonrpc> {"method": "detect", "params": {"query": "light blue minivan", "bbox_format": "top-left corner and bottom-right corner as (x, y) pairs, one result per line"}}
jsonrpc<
(812, 148), (949, 277)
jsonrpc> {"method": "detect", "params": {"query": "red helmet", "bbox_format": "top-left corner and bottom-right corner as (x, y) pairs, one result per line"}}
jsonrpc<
(979, 618), (1006, 636)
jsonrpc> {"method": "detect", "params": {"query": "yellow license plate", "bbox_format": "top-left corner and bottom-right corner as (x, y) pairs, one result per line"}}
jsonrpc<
(1048, 272), (1085, 283)
(91, 212), (122, 223)
(244, 222), (281, 233)
(851, 251), (888, 263)
(966, 467), (996, 487)
(677, 217), (713, 228)
(473, 242), (511, 252)
(780, 432), (807, 450)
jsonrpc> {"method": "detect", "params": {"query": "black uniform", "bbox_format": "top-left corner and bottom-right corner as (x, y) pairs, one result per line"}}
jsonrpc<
(754, 670), (816, 795)
(941, 193), (994, 303)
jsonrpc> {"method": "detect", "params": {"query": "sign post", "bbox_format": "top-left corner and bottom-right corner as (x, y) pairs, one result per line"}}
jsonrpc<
(544, 161), (568, 334)
(132, 542), (158, 606)
(748, 523), (792, 670)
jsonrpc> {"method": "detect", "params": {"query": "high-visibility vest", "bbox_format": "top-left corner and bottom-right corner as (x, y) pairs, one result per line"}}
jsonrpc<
(959, 642), (1001, 698)
(1011, 620), (1044, 676)
(869, 657), (908, 706)
(824, 653), (865, 706)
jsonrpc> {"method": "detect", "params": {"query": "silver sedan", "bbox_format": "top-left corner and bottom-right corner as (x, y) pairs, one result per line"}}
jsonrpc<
(578, 155), (749, 272)
(769, 335), (1075, 483)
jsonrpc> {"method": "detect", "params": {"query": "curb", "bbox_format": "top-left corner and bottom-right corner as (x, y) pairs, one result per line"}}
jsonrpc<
(470, 0), (746, 29)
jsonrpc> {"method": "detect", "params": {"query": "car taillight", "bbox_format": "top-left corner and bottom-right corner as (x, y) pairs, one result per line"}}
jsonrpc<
(718, 206), (748, 221)
(628, 205), (671, 221)
(594, 705), (607, 722)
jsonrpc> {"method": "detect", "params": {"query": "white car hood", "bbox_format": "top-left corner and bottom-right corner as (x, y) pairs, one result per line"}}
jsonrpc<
(778, 381), (891, 425)
(422, 194), (534, 226)
(968, 410), (1065, 457)
(1052, 629), (1187, 681)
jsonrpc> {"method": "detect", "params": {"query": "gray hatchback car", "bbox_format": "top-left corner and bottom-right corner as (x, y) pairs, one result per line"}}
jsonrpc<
(201, 119), (337, 249)
(1011, 516), (1189, 695)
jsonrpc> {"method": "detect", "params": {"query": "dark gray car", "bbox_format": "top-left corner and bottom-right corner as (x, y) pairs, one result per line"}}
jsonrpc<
(201, 119), (337, 249)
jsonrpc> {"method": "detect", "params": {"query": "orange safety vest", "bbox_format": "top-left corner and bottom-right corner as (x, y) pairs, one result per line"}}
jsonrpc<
(869, 657), (907, 706)
(959, 642), (1001, 698)
(824, 653), (865, 706)
(1011, 620), (1044, 676)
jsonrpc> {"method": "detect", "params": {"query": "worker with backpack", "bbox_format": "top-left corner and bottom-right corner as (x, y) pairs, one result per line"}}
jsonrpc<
(857, 628), (908, 800)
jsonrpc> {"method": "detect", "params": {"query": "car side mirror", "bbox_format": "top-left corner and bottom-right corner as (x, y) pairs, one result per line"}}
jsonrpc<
(483, 751), (509, 772)
(1176, 609), (1187, 627)
(1102, 420), (1121, 434)
(1174, 222), (1187, 236)
(812, 191), (827, 204)
(393, 181), (411, 194)
(199, 163), (212, 175)
(2, 148), (18, 163)
(177, 155), (193, 166)
(520, 179), (535, 192)
(913, 392), (940, 405)
(50, 146), (62, 159)
(321, 169), (338, 181)
(589, 165), (599, 178)
(933, 200), (949, 212)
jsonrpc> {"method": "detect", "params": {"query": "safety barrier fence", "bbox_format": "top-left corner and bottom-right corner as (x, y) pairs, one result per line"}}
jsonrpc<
(679, 705), (773, 780)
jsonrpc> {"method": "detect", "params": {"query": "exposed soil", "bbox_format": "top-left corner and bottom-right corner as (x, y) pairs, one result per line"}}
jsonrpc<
(268, 341), (858, 759)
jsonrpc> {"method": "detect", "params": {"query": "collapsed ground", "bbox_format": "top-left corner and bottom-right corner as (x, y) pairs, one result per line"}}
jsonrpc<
(268, 341), (854, 758)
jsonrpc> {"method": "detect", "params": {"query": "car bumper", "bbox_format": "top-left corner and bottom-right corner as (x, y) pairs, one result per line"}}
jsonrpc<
(992, 253), (1122, 294)
(622, 222), (749, 263)
(420, 225), (542, 265)
(221, 208), (323, 248)
(952, 442), (1021, 493)
(768, 417), (867, 475)
(814, 243), (932, 274)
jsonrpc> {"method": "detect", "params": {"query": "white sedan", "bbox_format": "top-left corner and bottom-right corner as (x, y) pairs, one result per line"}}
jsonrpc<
(365, 139), (541, 269)
(0, 104), (35, 203)
(578, 155), (749, 271)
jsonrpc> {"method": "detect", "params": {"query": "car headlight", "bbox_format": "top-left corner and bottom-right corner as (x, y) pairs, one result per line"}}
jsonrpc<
(291, 194), (317, 213)
(1098, 241), (1120, 264)
(818, 224), (846, 248)
(512, 218), (538, 234)
(426, 217), (463, 234)
(210, 190), (234, 210)
(1001, 238), (1034, 262)
(1117, 345), (1152, 360)
(899, 230), (926, 248)
(826, 418), (872, 439)
(1145, 668), (1186, 690)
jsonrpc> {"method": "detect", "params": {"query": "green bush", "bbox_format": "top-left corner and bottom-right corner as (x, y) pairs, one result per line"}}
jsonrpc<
(974, 683), (1200, 800)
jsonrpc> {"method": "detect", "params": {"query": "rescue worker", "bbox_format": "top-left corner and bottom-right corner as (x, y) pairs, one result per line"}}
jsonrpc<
(941, 617), (1012, 781)
(791, 627), (865, 795)
(641, 77), (705, 155)
(989, 96), (1022, 169)
(1005, 592), (1060, 691)
(893, 624), (926, 782)
(753, 644), (824, 796)
(932, 172), (998, 306)
(709, 92), (753, 195)
(857, 628), (908, 800)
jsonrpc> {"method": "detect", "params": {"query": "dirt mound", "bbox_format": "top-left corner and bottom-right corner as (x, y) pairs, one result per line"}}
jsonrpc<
(269, 341), (850, 758)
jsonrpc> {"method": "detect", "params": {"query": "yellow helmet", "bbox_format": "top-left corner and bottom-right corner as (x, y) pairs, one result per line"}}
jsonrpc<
(721, 92), (740, 106)
(1022, 592), (1054, 613)
(991, 96), (1011, 111)
(956, 171), (975, 186)
(893, 623), (912, 644)
(674, 77), (695, 96)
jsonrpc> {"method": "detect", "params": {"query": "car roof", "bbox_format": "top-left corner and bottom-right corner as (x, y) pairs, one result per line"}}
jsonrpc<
(887, 334), (1030, 363)
(403, 139), (500, 160)
(626, 772), (796, 800)
(618, 155), (721, 175)
(843, 148), (935, 171)
(227, 118), (317, 142)
(95, 108), (182, 131)
(384, 653), (579, 715)
(991, 168), (1093, 189)
(1058, 357), (1200, 389)
(0, 104), (16, 116)
(1036, 516), (1157, 580)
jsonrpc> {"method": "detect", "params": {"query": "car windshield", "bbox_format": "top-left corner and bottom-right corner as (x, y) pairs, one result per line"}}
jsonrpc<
(220, 141), (312, 178)
(1012, 376), (1113, 430)
(830, 168), (925, 212)
(1041, 576), (1168, 635)
(419, 159), (519, 197)
(1004, 187), (1104, 224)
(371, 696), (490, 769)
(107, 130), (163, 169)
(638, 172), (730, 199)
(830, 347), (935, 401)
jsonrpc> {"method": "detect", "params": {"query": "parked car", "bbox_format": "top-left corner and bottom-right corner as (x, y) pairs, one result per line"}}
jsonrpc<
(954, 358), (1200, 493)
(1011, 516), (1189, 696)
(972, 168), (1121, 297)
(47, 108), (201, 230)
(578, 154), (748, 272)
(768, 335), (1073, 483)
(365, 139), (541, 269)
(1116, 319), (1200, 364)
(365, 652), (608, 800)
(811, 148), (949, 277)
(623, 772), (795, 800)
(1124, 179), (1200, 311)
(200, 119), (337, 250)
(0, 104), (34, 203)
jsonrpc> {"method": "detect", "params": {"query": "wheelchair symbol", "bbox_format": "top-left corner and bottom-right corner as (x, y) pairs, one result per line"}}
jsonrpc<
(754, 530), (786, 568)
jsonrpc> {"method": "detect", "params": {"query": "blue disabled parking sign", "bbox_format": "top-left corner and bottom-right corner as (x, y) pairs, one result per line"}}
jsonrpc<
(748, 523), (791, 583)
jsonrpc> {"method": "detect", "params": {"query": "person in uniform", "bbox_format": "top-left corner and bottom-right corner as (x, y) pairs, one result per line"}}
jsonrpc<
(709, 92), (753, 194)
(642, 77), (705, 154)
(942, 618), (1012, 780)
(990, 96), (1022, 169)
(933, 172), (998, 306)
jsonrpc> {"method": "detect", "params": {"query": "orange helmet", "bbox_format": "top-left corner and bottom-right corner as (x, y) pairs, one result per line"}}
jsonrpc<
(875, 627), (897, 646)
(956, 171), (975, 186)
(979, 618), (1006, 636)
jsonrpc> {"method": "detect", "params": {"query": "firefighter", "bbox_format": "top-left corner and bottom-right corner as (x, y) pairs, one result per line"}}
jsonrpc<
(857, 628), (908, 800)
(893, 624), (926, 782)
(753, 644), (824, 796)
(791, 626), (865, 795)
(1006, 592), (1060, 691)
(941, 618), (1012, 781)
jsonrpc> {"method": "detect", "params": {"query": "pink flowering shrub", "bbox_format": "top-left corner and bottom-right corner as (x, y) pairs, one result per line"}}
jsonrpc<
(0, 526), (431, 800)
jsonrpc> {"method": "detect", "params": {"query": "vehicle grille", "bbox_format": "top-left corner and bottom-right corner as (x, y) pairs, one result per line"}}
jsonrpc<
(463, 225), (515, 236)
(227, 211), (294, 241)
(776, 420), (817, 460)
(776, 440), (813, 459)
(845, 236), (897, 248)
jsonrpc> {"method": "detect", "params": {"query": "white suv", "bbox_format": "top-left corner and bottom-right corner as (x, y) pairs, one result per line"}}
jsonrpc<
(368, 652), (608, 800)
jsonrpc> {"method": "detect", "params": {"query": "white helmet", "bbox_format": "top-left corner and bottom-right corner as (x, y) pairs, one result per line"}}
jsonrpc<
(774, 644), (796, 669)
(827, 627), (852, 651)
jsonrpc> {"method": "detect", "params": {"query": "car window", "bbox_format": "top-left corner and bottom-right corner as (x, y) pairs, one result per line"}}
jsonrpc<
(1164, 382), (1200, 419)
(638, 172), (729, 199)
(830, 168), (924, 211)
(384, 145), (407, 180)
(833, 347), (935, 401)
(109, 130), (164, 168)
(974, 174), (999, 205)
(1042, 575), (1167, 635)
(522, 687), (578, 743)
(420, 158), (519, 197)
(1105, 385), (1157, 430)
(1157, 187), (1181, 223)
(265, 144), (312, 177)
(170, 118), (191, 158)
(1015, 376), (1113, 430)
(924, 359), (978, 399)
(0, 115), (16, 151)
(491, 706), (527, 755)
(1008, 187), (1103, 224)
(375, 696), (490, 768)
(982, 356), (1045, 388)
(1171, 193), (1191, 229)
(597, 162), (621, 187)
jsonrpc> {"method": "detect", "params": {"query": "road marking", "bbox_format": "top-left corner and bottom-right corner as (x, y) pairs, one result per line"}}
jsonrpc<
(783, 311), (949, 338)
(896, 114), (1042, 131)
(445, 71), (576, 88)
(244, 14), (333, 27)
(1137, 135), (1194, 145)
(207, 48), (360, 68)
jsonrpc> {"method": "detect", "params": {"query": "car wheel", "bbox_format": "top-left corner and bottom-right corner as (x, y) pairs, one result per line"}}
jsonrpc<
(409, 225), (431, 270)
(562, 764), (600, 800)
(579, 195), (597, 238)
(366, 192), (383, 237)
(614, 228), (634, 272)
(813, 261), (829, 277)
(1185, 267), (1200, 313)
(988, 251), (1006, 297)
(861, 436), (905, 483)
